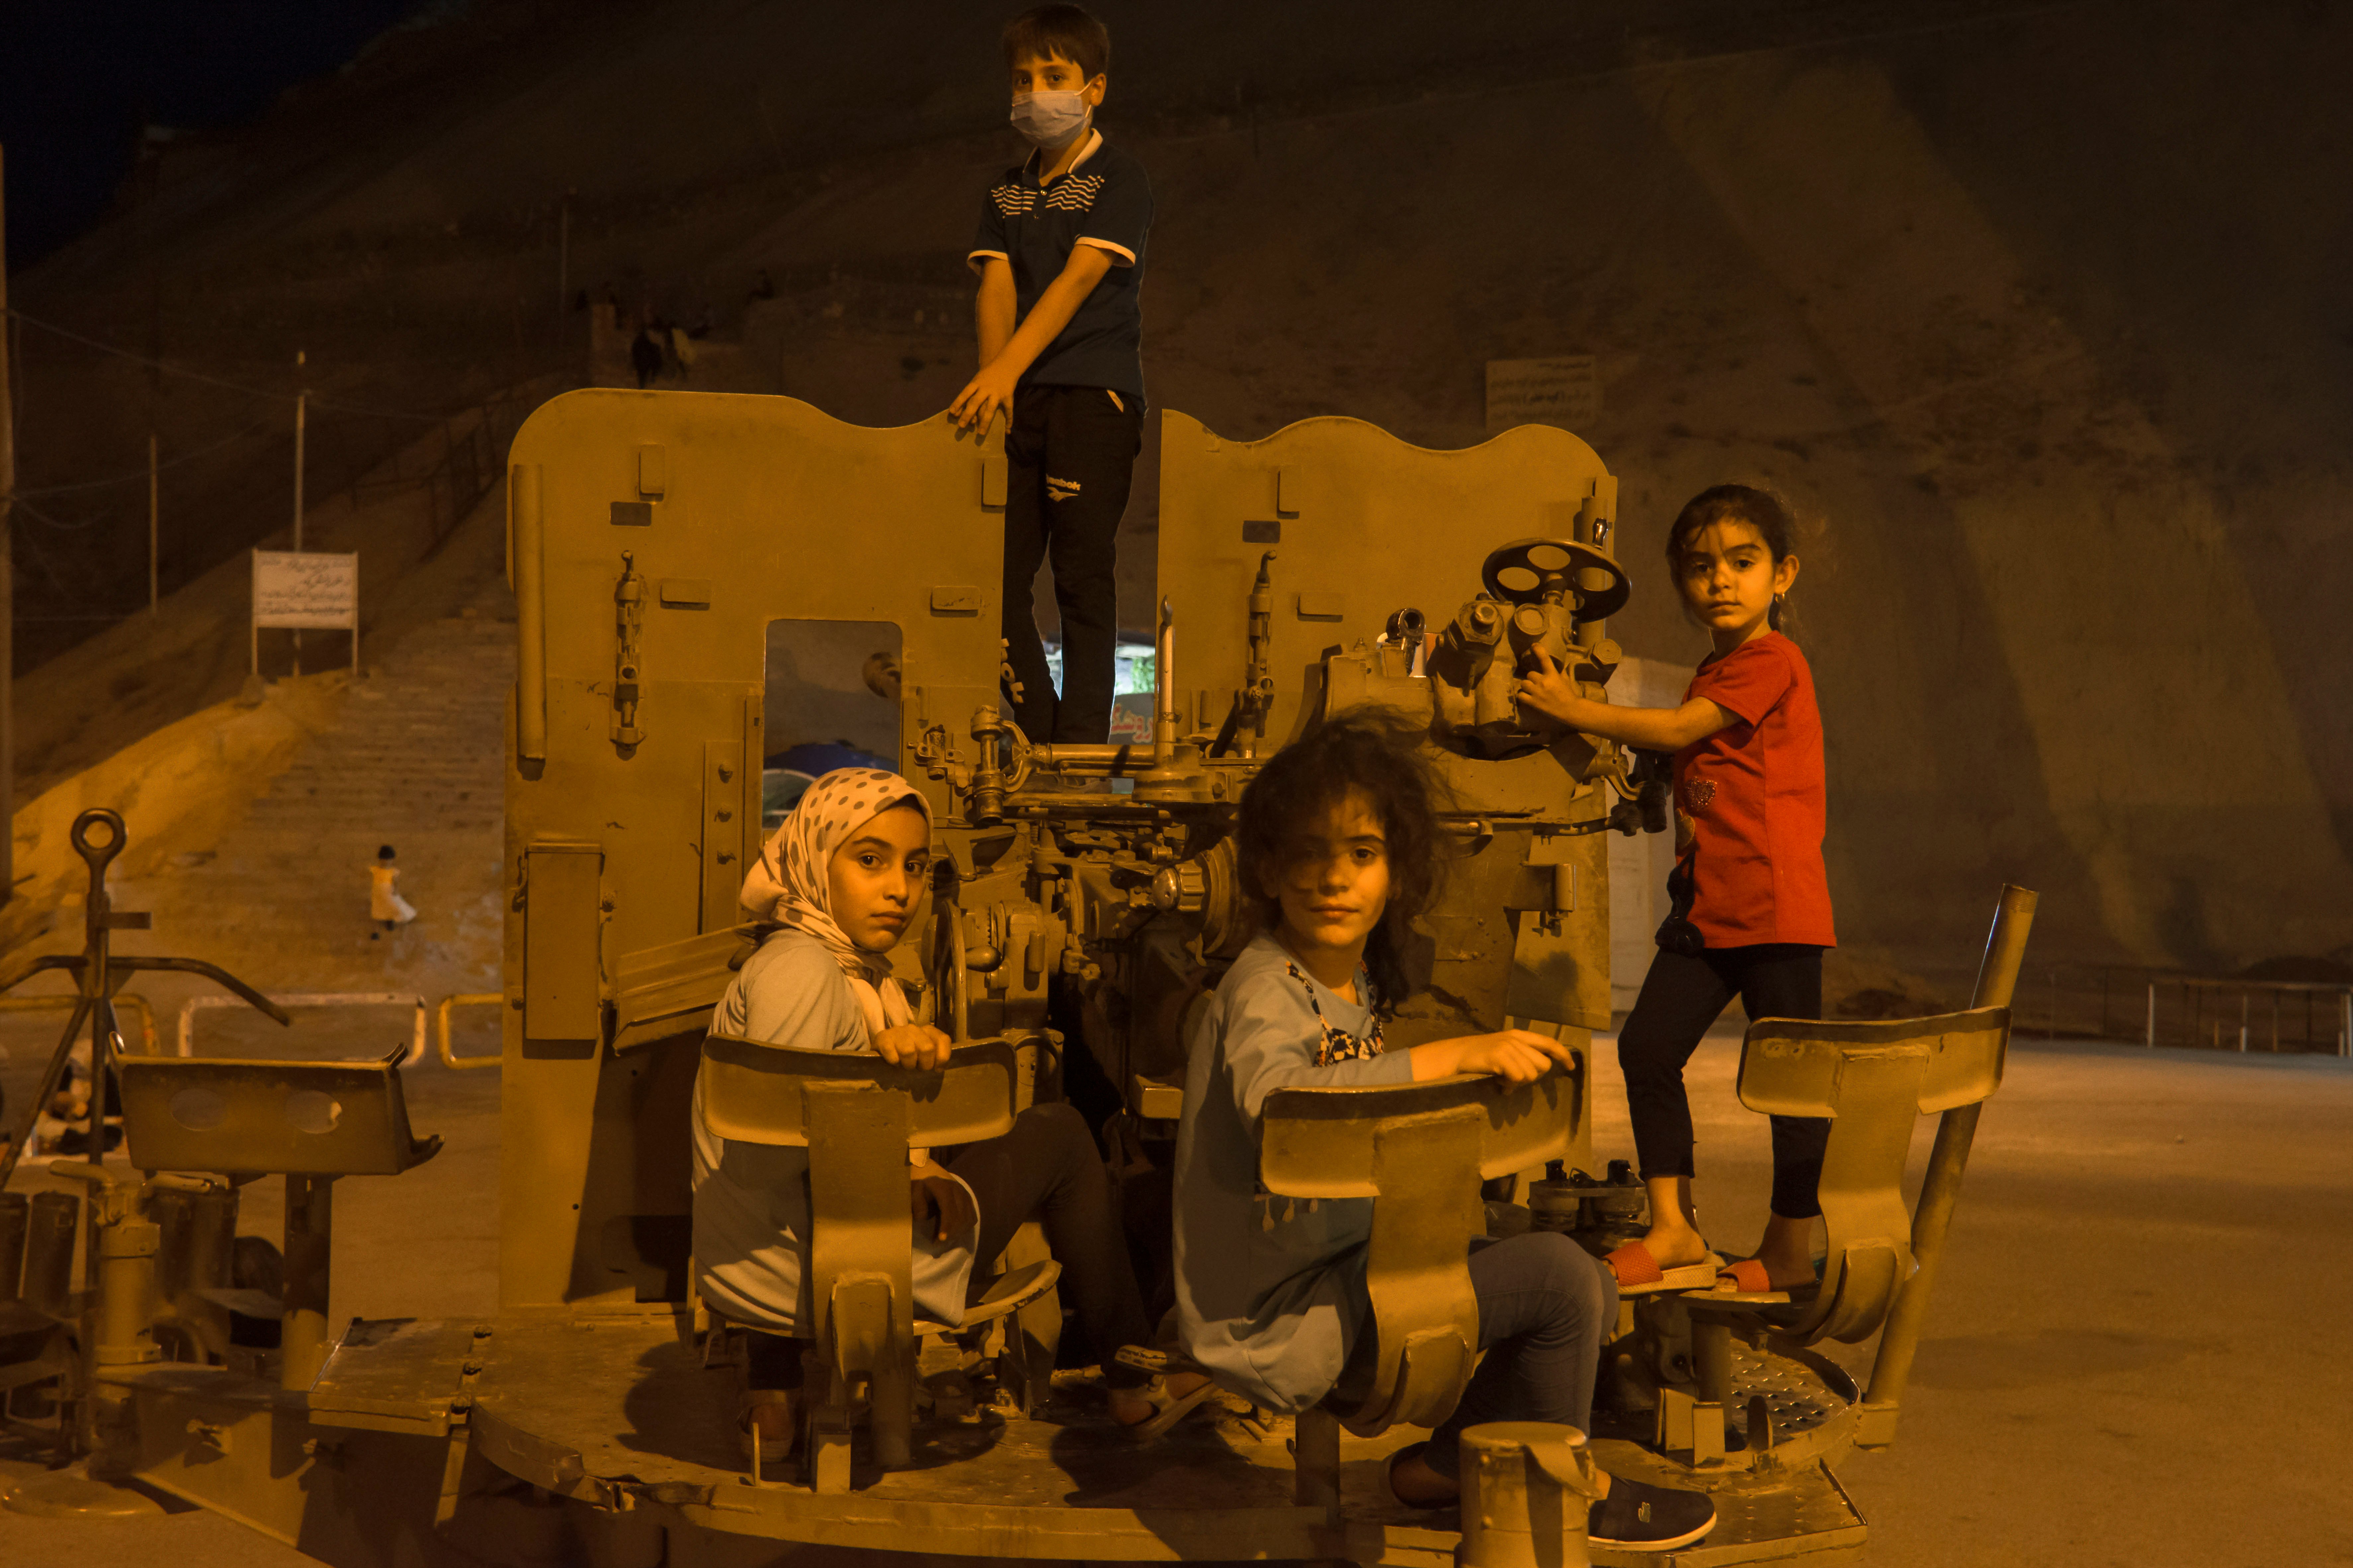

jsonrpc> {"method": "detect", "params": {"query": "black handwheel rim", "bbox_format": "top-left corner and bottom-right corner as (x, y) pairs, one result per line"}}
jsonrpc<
(1479, 537), (1631, 623)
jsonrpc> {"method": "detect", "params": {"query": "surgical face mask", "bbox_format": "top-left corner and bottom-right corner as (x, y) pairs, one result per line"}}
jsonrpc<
(1010, 89), (1091, 150)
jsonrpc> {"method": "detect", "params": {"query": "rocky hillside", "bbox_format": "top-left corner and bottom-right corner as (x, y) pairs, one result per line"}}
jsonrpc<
(13, 0), (2349, 977)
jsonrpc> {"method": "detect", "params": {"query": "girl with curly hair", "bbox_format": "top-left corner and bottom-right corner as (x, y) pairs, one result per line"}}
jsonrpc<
(1169, 716), (1713, 1548)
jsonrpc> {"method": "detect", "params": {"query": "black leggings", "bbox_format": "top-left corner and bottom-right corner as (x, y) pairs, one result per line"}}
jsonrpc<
(1618, 944), (1829, 1219)
(747, 1101), (1152, 1389)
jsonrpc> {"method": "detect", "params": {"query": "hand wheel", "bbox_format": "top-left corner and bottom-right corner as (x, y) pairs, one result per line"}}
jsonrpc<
(1479, 537), (1630, 624)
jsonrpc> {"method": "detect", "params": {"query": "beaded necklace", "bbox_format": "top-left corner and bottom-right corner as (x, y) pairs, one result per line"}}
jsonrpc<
(1284, 961), (1384, 1065)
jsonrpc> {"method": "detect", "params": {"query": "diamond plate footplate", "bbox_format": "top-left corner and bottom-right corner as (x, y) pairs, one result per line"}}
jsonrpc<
(1726, 1339), (1854, 1448)
(1585, 1459), (1867, 1567)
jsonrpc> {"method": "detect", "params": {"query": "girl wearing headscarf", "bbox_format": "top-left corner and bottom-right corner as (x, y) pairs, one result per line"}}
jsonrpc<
(692, 768), (1185, 1462)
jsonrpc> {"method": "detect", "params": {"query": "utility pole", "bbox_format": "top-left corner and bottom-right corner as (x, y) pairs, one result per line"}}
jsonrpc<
(148, 432), (159, 612)
(292, 349), (306, 675)
(0, 145), (15, 907)
(293, 349), (306, 551)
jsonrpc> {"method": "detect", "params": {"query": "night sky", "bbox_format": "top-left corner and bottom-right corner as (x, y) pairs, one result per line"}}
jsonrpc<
(0, 1), (419, 271)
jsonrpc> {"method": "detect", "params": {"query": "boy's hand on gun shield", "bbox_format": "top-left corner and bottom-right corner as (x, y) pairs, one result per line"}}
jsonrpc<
(910, 1161), (977, 1243)
(873, 1023), (956, 1071)
(950, 362), (1019, 434)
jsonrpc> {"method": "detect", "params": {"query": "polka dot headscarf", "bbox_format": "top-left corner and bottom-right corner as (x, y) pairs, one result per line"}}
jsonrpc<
(739, 768), (933, 998)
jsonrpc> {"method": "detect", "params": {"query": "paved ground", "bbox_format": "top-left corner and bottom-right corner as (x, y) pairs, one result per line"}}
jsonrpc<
(3, 1023), (2345, 1566)
(0, 550), (2343, 1563)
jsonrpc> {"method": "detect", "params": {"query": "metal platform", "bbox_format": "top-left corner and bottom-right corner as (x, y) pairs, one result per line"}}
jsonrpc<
(109, 1308), (1873, 1566)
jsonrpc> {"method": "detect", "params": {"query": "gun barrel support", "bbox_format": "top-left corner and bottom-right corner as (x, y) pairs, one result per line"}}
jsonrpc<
(1134, 599), (1195, 802)
(1154, 599), (1177, 766)
(1243, 553), (1275, 755)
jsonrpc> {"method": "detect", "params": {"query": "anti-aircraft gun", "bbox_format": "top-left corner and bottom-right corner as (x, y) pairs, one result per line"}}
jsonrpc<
(2, 392), (2032, 1568)
(909, 419), (1645, 1140)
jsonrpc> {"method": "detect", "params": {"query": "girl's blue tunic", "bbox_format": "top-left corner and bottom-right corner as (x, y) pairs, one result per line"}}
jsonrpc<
(1172, 933), (1415, 1412)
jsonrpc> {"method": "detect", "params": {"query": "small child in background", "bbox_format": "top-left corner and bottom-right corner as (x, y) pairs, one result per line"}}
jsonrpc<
(370, 845), (418, 936)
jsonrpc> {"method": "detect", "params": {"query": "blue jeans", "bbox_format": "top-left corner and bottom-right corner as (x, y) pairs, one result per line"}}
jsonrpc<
(1342, 1231), (1619, 1476)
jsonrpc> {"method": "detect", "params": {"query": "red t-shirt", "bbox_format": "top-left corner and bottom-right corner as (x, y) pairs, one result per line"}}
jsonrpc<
(1674, 632), (1835, 949)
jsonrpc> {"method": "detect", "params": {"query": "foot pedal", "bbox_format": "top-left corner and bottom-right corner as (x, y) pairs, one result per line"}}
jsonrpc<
(805, 1420), (853, 1494)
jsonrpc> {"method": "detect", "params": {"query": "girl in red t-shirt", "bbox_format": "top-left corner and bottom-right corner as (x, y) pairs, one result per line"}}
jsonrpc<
(1514, 485), (1832, 1295)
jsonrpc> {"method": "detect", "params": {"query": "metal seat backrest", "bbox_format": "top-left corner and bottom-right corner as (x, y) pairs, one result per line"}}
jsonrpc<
(698, 1032), (1020, 1322)
(117, 1051), (442, 1177)
(1260, 1066), (1579, 1437)
(698, 1033), (1020, 1150)
(697, 1032), (1018, 1479)
(1735, 1007), (2009, 1344)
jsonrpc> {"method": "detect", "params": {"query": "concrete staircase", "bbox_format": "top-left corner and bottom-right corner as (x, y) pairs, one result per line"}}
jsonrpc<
(157, 591), (515, 1001)
(238, 619), (511, 841)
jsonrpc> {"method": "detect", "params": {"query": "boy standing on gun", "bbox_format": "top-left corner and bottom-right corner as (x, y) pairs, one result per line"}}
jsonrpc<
(951, 5), (1152, 746)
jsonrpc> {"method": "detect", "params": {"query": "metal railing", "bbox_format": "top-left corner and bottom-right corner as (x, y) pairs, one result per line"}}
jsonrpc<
(2144, 975), (2350, 1055)
(0, 992), (159, 1055)
(166, 990), (511, 1070)
(178, 992), (429, 1065)
(2026, 966), (2350, 1056)
(436, 993), (504, 1069)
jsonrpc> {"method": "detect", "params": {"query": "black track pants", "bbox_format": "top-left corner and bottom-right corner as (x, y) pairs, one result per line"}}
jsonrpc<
(946, 1101), (1154, 1387)
(745, 1102), (1152, 1390)
(1617, 944), (1830, 1218)
(1000, 385), (1144, 745)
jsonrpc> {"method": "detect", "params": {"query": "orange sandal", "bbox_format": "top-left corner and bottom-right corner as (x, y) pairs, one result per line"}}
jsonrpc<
(1603, 1242), (1718, 1294)
(1715, 1258), (1773, 1294)
(1712, 1257), (1822, 1298)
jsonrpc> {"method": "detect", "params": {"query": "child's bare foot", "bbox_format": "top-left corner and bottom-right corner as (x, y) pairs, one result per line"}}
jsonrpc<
(740, 1391), (796, 1463)
(1635, 1215), (1712, 1272)
(1109, 1371), (1212, 1429)
(1747, 1246), (1817, 1290)
(1724, 1212), (1819, 1291)
(1613, 1174), (1712, 1277)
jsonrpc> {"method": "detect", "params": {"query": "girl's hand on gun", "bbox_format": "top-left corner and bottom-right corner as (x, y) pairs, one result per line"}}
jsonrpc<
(909, 1165), (977, 1242)
(874, 1023), (955, 1070)
(1416, 1029), (1576, 1085)
(1511, 648), (1584, 728)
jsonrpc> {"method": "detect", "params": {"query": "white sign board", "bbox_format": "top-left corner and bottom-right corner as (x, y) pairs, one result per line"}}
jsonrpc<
(252, 550), (359, 630)
(1485, 356), (1601, 433)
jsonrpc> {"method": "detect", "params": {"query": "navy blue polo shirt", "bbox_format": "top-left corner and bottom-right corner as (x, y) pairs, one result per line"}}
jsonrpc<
(968, 131), (1152, 401)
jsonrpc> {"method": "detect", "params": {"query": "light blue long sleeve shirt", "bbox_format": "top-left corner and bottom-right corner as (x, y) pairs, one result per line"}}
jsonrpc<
(690, 931), (976, 1335)
(1172, 934), (1414, 1412)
